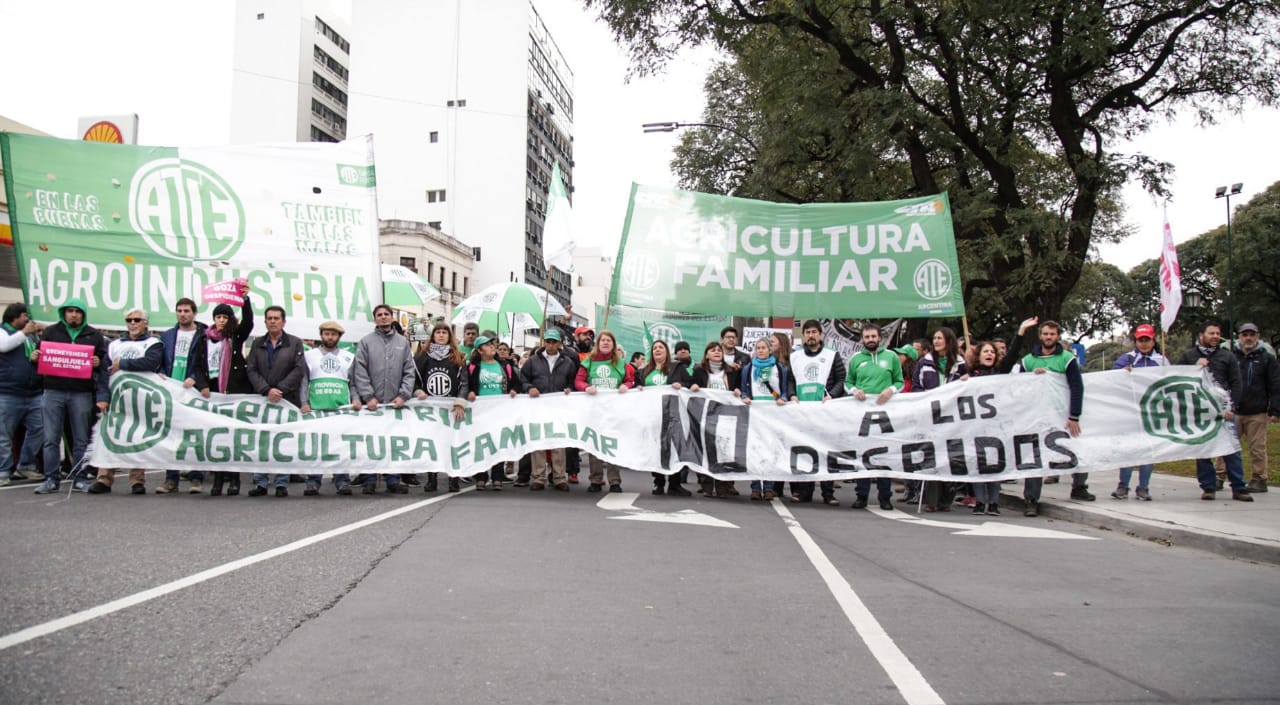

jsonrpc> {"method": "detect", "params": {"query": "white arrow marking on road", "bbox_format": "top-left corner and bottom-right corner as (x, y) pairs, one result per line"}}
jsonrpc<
(872, 508), (1098, 540)
(596, 492), (738, 528)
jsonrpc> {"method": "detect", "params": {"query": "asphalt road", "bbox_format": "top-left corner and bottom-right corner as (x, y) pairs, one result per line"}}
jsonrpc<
(1, 470), (1277, 705)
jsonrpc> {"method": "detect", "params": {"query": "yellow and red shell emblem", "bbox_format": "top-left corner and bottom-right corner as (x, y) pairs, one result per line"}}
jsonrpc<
(82, 121), (124, 143)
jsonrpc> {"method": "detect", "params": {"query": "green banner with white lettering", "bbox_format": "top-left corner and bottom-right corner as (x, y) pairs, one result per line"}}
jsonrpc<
(0, 133), (381, 336)
(609, 184), (964, 318)
(595, 304), (731, 362)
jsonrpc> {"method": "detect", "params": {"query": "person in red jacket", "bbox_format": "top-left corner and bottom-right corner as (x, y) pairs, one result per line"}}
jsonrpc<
(575, 331), (634, 493)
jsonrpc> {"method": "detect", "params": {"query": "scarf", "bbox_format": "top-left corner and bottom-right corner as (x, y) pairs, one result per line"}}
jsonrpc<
(708, 360), (723, 374)
(1196, 343), (1215, 358)
(751, 355), (776, 376)
(204, 326), (233, 394)
(427, 343), (451, 361)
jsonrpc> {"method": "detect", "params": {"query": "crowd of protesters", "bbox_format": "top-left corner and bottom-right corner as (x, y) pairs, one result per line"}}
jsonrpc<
(1, 296), (1274, 514)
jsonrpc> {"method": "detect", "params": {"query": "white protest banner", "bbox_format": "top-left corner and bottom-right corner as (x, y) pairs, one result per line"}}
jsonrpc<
(91, 368), (1237, 480)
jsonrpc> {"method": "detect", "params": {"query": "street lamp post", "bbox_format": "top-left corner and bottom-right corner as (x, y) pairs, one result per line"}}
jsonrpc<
(1214, 182), (1243, 335)
(641, 121), (760, 153)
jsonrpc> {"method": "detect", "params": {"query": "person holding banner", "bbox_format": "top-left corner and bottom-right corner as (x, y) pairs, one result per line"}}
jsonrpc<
(87, 309), (164, 495)
(1016, 320), (1091, 515)
(297, 321), (359, 496)
(740, 336), (794, 501)
(521, 328), (577, 492)
(31, 298), (108, 494)
(159, 298), (210, 494)
(190, 298), (254, 496)
(789, 320), (846, 506)
(1177, 321), (1251, 502)
(637, 339), (694, 497)
(466, 336), (524, 490)
(417, 322), (469, 493)
(842, 322), (900, 510)
(575, 331), (633, 493)
(246, 306), (306, 497)
(915, 327), (970, 512)
(690, 342), (741, 497)
(0, 303), (44, 486)
(353, 304), (417, 495)
(1109, 324), (1168, 501)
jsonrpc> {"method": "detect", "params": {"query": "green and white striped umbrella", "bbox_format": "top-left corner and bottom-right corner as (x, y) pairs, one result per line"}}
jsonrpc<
(450, 282), (567, 335)
(381, 263), (440, 307)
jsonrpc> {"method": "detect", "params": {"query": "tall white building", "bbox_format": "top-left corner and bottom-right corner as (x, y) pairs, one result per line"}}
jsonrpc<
(230, 0), (351, 144)
(347, 0), (575, 306)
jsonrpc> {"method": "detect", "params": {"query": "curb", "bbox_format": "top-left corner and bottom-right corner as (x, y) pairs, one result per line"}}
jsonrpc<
(999, 490), (1280, 566)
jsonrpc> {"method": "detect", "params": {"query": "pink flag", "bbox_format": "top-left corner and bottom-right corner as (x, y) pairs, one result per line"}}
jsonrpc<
(201, 277), (249, 307)
(1158, 211), (1182, 332)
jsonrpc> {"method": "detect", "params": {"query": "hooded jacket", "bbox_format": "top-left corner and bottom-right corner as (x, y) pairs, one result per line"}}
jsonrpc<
(521, 347), (580, 393)
(0, 319), (41, 397)
(38, 298), (109, 400)
(1233, 345), (1280, 416)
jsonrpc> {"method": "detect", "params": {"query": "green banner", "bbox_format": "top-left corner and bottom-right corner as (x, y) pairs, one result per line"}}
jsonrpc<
(609, 185), (964, 318)
(0, 133), (382, 336)
(595, 304), (731, 362)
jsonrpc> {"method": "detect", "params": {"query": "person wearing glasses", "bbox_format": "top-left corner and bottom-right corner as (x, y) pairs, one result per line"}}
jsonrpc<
(87, 309), (163, 495)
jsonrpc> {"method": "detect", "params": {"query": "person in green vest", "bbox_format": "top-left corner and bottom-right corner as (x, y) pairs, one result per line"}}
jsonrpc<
(575, 330), (634, 493)
(1013, 319), (1089, 516)
(466, 335), (524, 490)
(299, 321), (359, 495)
(790, 319), (847, 506)
(637, 339), (694, 496)
(843, 322), (902, 510)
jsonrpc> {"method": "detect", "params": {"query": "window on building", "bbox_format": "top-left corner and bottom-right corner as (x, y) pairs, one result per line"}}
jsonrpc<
(462, 277), (468, 295)
(429, 131), (439, 143)
(257, 12), (265, 19)
(451, 272), (457, 292)
(399, 257), (416, 272)
(427, 262), (434, 280)
(428, 221), (441, 230)
(439, 267), (446, 289)
(426, 189), (447, 203)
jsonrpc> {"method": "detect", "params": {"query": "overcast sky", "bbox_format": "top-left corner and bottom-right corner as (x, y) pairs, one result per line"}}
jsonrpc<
(2, 0), (1276, 278)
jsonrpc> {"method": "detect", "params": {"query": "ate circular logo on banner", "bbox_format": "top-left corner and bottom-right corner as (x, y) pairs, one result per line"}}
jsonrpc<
(1139, 376), (1223, 445)
(912, 259), (952, 301)
(103, 374), (173, 453)
(647, 323), (682, 346)
(128, 158), (246, 262)
(425, 370), (454, 397)
(620, 253), (660, 291)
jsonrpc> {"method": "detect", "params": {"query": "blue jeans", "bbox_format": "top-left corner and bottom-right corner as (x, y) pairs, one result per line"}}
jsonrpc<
(308, 473), (350, 488)
(0, 392), (43, 474)
(252, 473), (291, 489)
(42, 389), (94, 483)
(750, 480), (780, 493)
(1197, 454), (1244, 492)
(1118, 465), (1153, 488)
(855, 477), (893, 502)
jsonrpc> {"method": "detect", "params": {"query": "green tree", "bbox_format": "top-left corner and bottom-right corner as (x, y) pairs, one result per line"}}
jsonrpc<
(1060, 262), (1131, 341)
(588, 0), (1280, 327)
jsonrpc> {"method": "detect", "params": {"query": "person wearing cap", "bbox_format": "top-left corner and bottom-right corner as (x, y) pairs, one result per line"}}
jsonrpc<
(789, 319), (846, 505)
(520, 328), (579, 491)
(352, 304), (417, 495)
(466, 335), (524, 489)
(672, 340), (695, 377)
(842, 322), (900, 510)
(189, 296), (255, 496)
(86, 308), (163, 495)
(30, 298), (108, 494)
(298, 321), (359, 495)
(573, 326), (594, 362)
(1176, 320), (1251, 501)
(1232, 322), (1279, 494)
(157, 298), (208, 493)
(415, 322), (469, 493)
(1109, 323), (1168, 501)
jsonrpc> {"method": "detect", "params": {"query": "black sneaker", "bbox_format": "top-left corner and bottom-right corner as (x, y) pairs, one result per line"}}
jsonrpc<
(822, 495), (839, 506)
(879, 500), (894, 511)
(587, 483), (603, 493)
(986, 505), (1000, 516)
(275, 487), (288, 497)
(362, 484), (376, 495)
(402, 474), (421, 486)
(336, 485), (353, 496)
(652, 486), (665, 496)
(1069, 487), (1096, 501)
(87, 481), (111, 494)
(668, 485), (692, 497)
(609, 484), (622, 493)
(304, 486), (319, 496)
(972, 503), (985, 514)
(513, 479), (530, 487)
(248, 485), (268, 497)
(130, 483), (146, 495)
(851, 497), (868, 509)
(387, 484), (408, 494)
(1023, 500), (1038, 517)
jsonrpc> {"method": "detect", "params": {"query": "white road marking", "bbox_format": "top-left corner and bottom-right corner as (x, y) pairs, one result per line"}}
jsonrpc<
(873, 508), (1098, 540)
(596, 491), (738, 528)
(0, 490), (465, 652)
(772, 499), (946, 705)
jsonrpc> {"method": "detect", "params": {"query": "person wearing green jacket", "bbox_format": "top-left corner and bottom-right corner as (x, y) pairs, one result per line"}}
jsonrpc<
(842, 323), (902, 510)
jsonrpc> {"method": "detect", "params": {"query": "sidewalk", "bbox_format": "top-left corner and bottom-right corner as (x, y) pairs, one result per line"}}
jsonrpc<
(998, 472), (1280, 565)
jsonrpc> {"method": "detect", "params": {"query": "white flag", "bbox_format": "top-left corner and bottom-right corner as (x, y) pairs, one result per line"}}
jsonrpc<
(542, 161), (574, 273)
(1158, 210), (1182, 332)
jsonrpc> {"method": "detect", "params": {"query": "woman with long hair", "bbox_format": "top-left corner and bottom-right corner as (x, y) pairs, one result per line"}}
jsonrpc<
(914, 326), (969, 511)
(964, 341), (1005, 514)
(465, 335), (521, 490)
(637, 339), (694, 496)
(690, 341), (741, 497)
(192, 297), (254, 496)
(740, 336), (794, 501)
(417, 322), (469, 493)
(574, 330), (634, 492)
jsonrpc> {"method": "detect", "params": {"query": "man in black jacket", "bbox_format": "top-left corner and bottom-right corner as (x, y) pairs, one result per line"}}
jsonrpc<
(1232, 323), (1278, 493)
(0, 303), (44, 485)
(31, 298), (108, 494)
(520, 329), (579, 490)
(1177, 321), (1251, 502)
(245, 306), (305, 496)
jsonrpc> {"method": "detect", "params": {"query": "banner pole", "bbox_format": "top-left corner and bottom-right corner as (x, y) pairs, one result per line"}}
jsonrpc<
(538, 266), (554, 342)
(961, 316), (973, 349)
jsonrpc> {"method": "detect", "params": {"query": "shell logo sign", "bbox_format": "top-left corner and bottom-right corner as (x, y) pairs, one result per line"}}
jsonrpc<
(82, 121), (125, 143)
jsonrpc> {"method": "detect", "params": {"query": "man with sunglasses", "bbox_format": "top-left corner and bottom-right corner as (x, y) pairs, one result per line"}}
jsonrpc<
(30, 298), (108, 494)
(87, 309), (163, 494)
(1233, 323), (1278, 494)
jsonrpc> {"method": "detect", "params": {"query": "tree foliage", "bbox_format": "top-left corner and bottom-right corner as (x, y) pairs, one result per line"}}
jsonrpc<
(587, 0), (1280, 336)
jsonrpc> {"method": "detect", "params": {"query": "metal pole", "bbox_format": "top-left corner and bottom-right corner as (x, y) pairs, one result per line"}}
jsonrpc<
(1226, 194), (1233, 337)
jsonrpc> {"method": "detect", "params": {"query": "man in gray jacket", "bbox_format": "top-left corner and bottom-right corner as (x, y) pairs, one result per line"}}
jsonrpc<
(353, 304), (416, 494)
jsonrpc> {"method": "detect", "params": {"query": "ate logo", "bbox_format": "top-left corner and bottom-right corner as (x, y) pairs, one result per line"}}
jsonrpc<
(594, 365), (614, 379)
(319, 355), (344, 374)
(803, 363), (821, 381)
(103, 374), (172, 453)
(620, 253), (660, 291)
(128, 158), (245, 262)
(425, 370), (453, 397)
(1139, 376), (1223, 445)
(912, 259), (952, 301)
